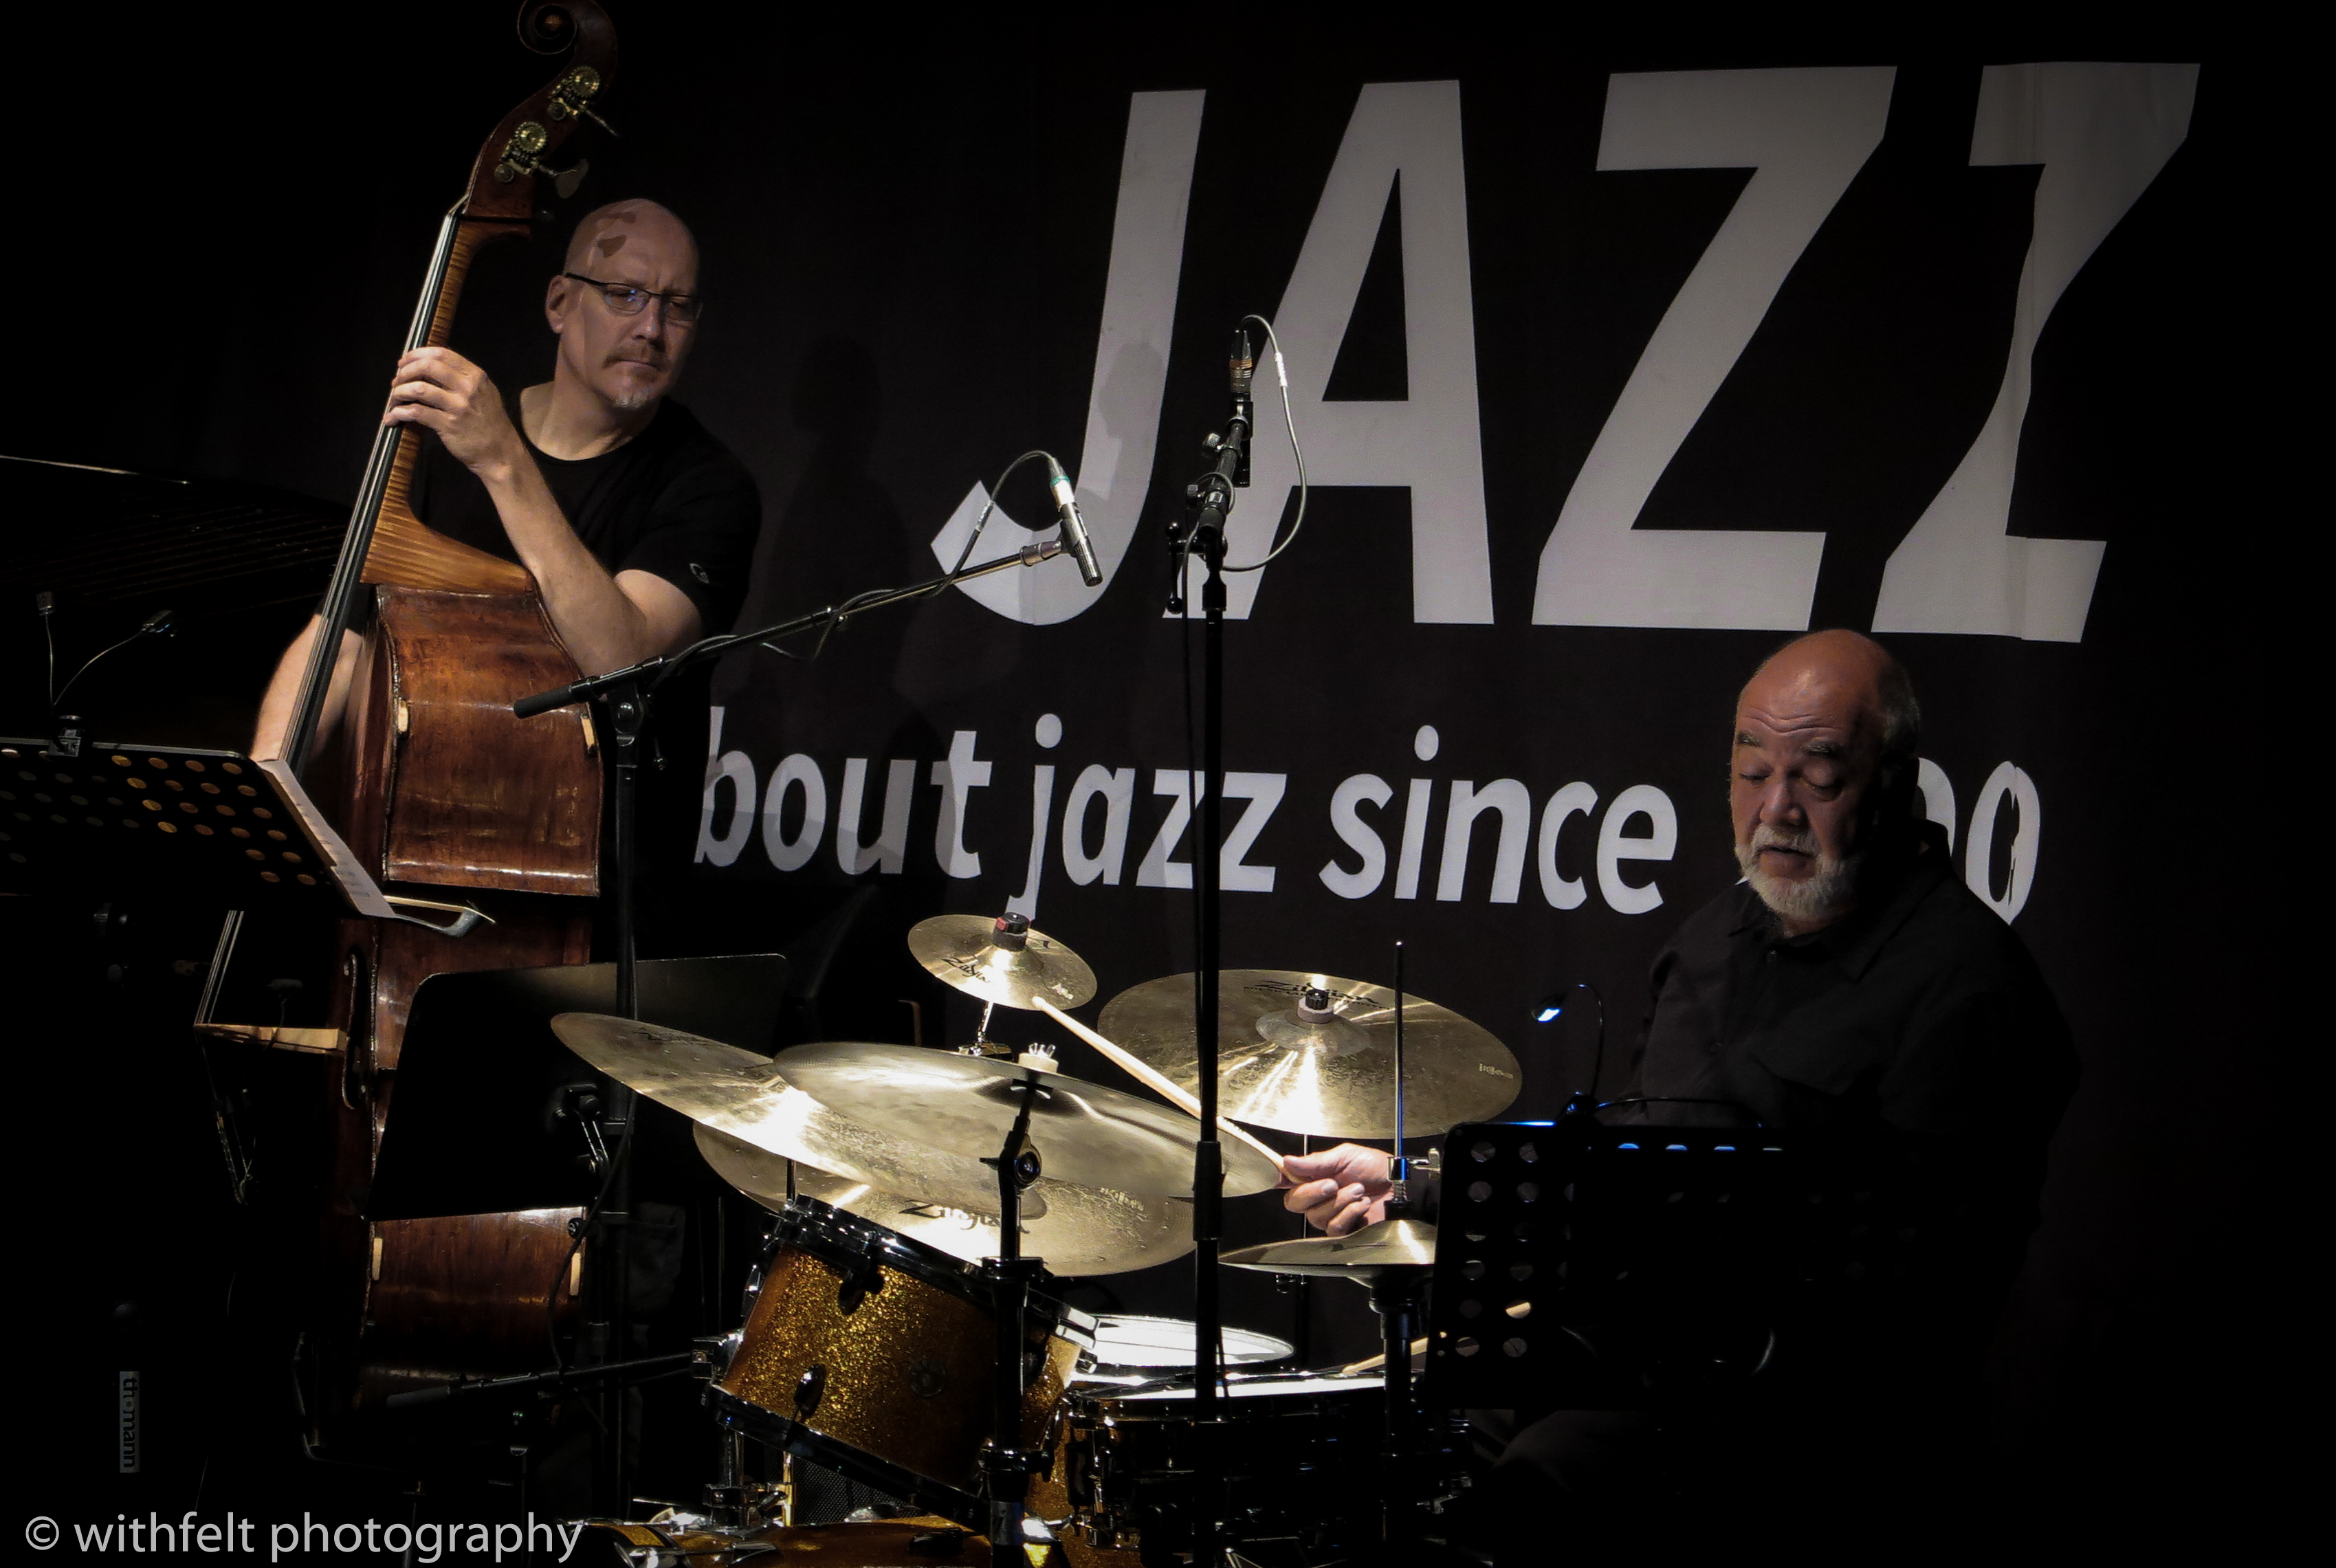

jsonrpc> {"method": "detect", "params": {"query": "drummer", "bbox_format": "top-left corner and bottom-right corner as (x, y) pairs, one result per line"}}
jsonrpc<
(1283, 631), (2075, 1536)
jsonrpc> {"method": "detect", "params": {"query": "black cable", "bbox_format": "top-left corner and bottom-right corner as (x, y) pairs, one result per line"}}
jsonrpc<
(52, 608), (173, 711)
(1179, 566), (1202, 978)
(950, 450), (1053, 576)
(1222, 315), (1308, 572)
(37, 591), (56, 704)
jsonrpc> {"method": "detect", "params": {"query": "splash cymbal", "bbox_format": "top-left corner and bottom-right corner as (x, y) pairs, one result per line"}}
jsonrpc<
(549, 1014), (1015, 1217)
(1094, 971), (1521, 1138)
(1218, 1216), (1440, 1280)
(692, 1124), (1191, 1276)
(769, 1039), (1282, 1198)
(907, 912), (1097, 1011)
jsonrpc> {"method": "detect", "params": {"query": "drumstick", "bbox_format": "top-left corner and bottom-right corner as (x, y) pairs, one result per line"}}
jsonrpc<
(1339, 1336), (1431, 1377)
(1032, 996), (1288, 1179)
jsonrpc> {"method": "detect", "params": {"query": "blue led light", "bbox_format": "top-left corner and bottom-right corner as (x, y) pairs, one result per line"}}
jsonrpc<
(1664, 1144), (1688, 1152)
(1617, 1142), (1640, 1151)
(1536, 1007), (1563, 1024)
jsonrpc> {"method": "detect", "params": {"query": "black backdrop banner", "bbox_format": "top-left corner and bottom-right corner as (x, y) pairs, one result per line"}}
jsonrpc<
(19, 10), (2247, 1503)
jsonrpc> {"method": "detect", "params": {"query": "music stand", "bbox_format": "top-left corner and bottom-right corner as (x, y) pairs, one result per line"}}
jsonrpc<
(1, 738), (395, 918)
(1422, 1117), (1929, 1413)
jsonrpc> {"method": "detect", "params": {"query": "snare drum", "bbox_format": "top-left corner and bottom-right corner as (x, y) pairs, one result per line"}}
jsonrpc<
(1033, 1371), (1391, 1556)
(1072, 1316), (1294, 1385)
(709, 1197), (1090, 1523)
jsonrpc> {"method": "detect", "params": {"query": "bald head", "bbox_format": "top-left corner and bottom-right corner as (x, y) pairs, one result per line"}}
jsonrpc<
(1730, 631), (1921, 934)
(564, 199), (700, 290)
(1739, 630), (1917, 778)
(545, 199), (703, 421)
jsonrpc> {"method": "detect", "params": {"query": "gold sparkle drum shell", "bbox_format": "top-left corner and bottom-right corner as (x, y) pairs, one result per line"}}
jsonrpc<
(712, 1197), (1088, 1517)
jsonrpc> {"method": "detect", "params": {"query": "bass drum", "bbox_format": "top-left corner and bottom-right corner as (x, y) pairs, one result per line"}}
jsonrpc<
(573, 1516), (991, 1567)
(708, 1197), (1091, 1525)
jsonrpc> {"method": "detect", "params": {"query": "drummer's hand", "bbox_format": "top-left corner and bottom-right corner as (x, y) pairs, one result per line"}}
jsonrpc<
(385, 348), (523, 477)
(1279, 1144), (1392, 1237)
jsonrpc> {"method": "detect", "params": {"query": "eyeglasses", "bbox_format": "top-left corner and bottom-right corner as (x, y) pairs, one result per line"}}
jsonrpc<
(561, 272), (704, 325)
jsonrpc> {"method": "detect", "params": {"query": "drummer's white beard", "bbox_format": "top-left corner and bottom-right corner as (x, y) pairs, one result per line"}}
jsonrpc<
(1736, 825), (1859, 927)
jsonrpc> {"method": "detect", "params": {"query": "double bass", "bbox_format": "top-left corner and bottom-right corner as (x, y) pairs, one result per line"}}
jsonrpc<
(265, 2), (619, 1442)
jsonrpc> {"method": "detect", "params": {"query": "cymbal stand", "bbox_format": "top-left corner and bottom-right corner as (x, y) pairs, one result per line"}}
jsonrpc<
(1370, 1272), (1426, 1545)
(1378, 938), (1422, 1547)
(980, 1071), (1046, 1568)
(514, 542), (1077, 1519)
(1166, 331), (1253, 1567)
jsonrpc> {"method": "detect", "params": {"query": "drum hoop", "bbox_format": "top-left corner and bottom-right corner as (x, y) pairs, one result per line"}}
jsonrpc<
(767, 1195), (1090, 1344)
(1075, 1369), (1386, 1413)
(706, 1384), (987, 1530)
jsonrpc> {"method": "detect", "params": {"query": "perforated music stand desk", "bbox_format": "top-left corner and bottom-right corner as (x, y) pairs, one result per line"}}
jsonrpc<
(1422, 1118), (1926, 1412)
(0, 736), (395, 918)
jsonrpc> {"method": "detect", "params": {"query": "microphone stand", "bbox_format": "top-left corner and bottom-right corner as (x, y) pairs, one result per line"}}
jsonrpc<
(511, 535), (1073, 1519)
(1166, 366), (1251, 1565)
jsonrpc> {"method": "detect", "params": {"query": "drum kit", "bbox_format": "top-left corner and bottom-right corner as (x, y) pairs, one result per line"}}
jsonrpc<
(550, 912), (1523, 1565)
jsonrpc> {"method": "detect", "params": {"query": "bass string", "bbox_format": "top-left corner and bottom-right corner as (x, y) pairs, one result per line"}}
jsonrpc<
(283, 208), (467, 775)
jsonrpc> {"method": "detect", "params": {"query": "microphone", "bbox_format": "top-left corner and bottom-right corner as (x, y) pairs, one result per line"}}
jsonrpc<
(1227, 329), (1255, 488)
(1045, 455), (1102, 587)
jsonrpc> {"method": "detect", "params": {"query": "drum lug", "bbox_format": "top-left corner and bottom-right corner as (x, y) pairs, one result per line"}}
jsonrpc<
(792, 1363), (826, 1420)
(692, 1331), (740, 1382)
(835, 1252), (885, 1314)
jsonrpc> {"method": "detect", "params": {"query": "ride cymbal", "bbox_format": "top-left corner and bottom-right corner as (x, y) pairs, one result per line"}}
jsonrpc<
(769, 1039), (1281, 1198)
(693, 1124), (1191, 1276)
(549, 1014), (1015, 1217)
(1094, 971), (1521, 1138)
(1218, 1217), (1440, 1280)
(907, 912), (1097, 1011)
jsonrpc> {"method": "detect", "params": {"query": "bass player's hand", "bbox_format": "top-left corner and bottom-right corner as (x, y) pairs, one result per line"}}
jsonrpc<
(384, 347), (524, 480)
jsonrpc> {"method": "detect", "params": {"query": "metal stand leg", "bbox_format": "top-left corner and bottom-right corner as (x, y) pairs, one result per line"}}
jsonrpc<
(982, 1076), (1044, 1568)
(1365, 1274), (1428, 1555)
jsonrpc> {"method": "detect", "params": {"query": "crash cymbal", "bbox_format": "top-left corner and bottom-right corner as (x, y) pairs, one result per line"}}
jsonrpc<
(1095, 971), (1521, 1139)
(693, 1124), (1191, 1276)
(550, 1014), (1011, 1217)
(1218, 1217), (1440, 1280)
(770, 1039), (1282, 1199)
(907, 912), (1097, 1011)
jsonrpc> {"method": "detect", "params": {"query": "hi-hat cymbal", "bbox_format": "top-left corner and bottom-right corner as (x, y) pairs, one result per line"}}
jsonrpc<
(1219, 1217), (1440, 1280)
(693, 1124), (1191, 1276)
(907, 913), (1097, 1011)
(1095, 971), (1521, 1139)
(550, 1014), (1013, 1217)
(770, 1039), (1282, 1199)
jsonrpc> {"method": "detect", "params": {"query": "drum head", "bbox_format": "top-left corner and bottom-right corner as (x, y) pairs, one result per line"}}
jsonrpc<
(1077, 1316), (1293, 1382)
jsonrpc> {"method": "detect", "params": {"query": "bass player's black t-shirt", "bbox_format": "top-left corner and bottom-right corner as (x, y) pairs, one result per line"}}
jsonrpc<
(408, 395), (760, 635)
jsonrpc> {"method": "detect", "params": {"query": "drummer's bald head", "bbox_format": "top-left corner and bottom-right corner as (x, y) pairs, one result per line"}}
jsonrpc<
(564, 200), (699, 291)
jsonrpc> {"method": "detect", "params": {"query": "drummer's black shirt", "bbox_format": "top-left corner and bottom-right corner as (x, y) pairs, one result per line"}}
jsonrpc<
(1626, 822), (2073, 1162)
(1479, 828), (2078, 1532)
(1618, 822), (2076, 1386)
(408, 395), (760, 634)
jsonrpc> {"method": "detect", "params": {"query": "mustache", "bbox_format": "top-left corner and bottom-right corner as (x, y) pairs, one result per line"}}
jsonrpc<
(1747, 824), (1818, 856)
(604, 344), (671, 370)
